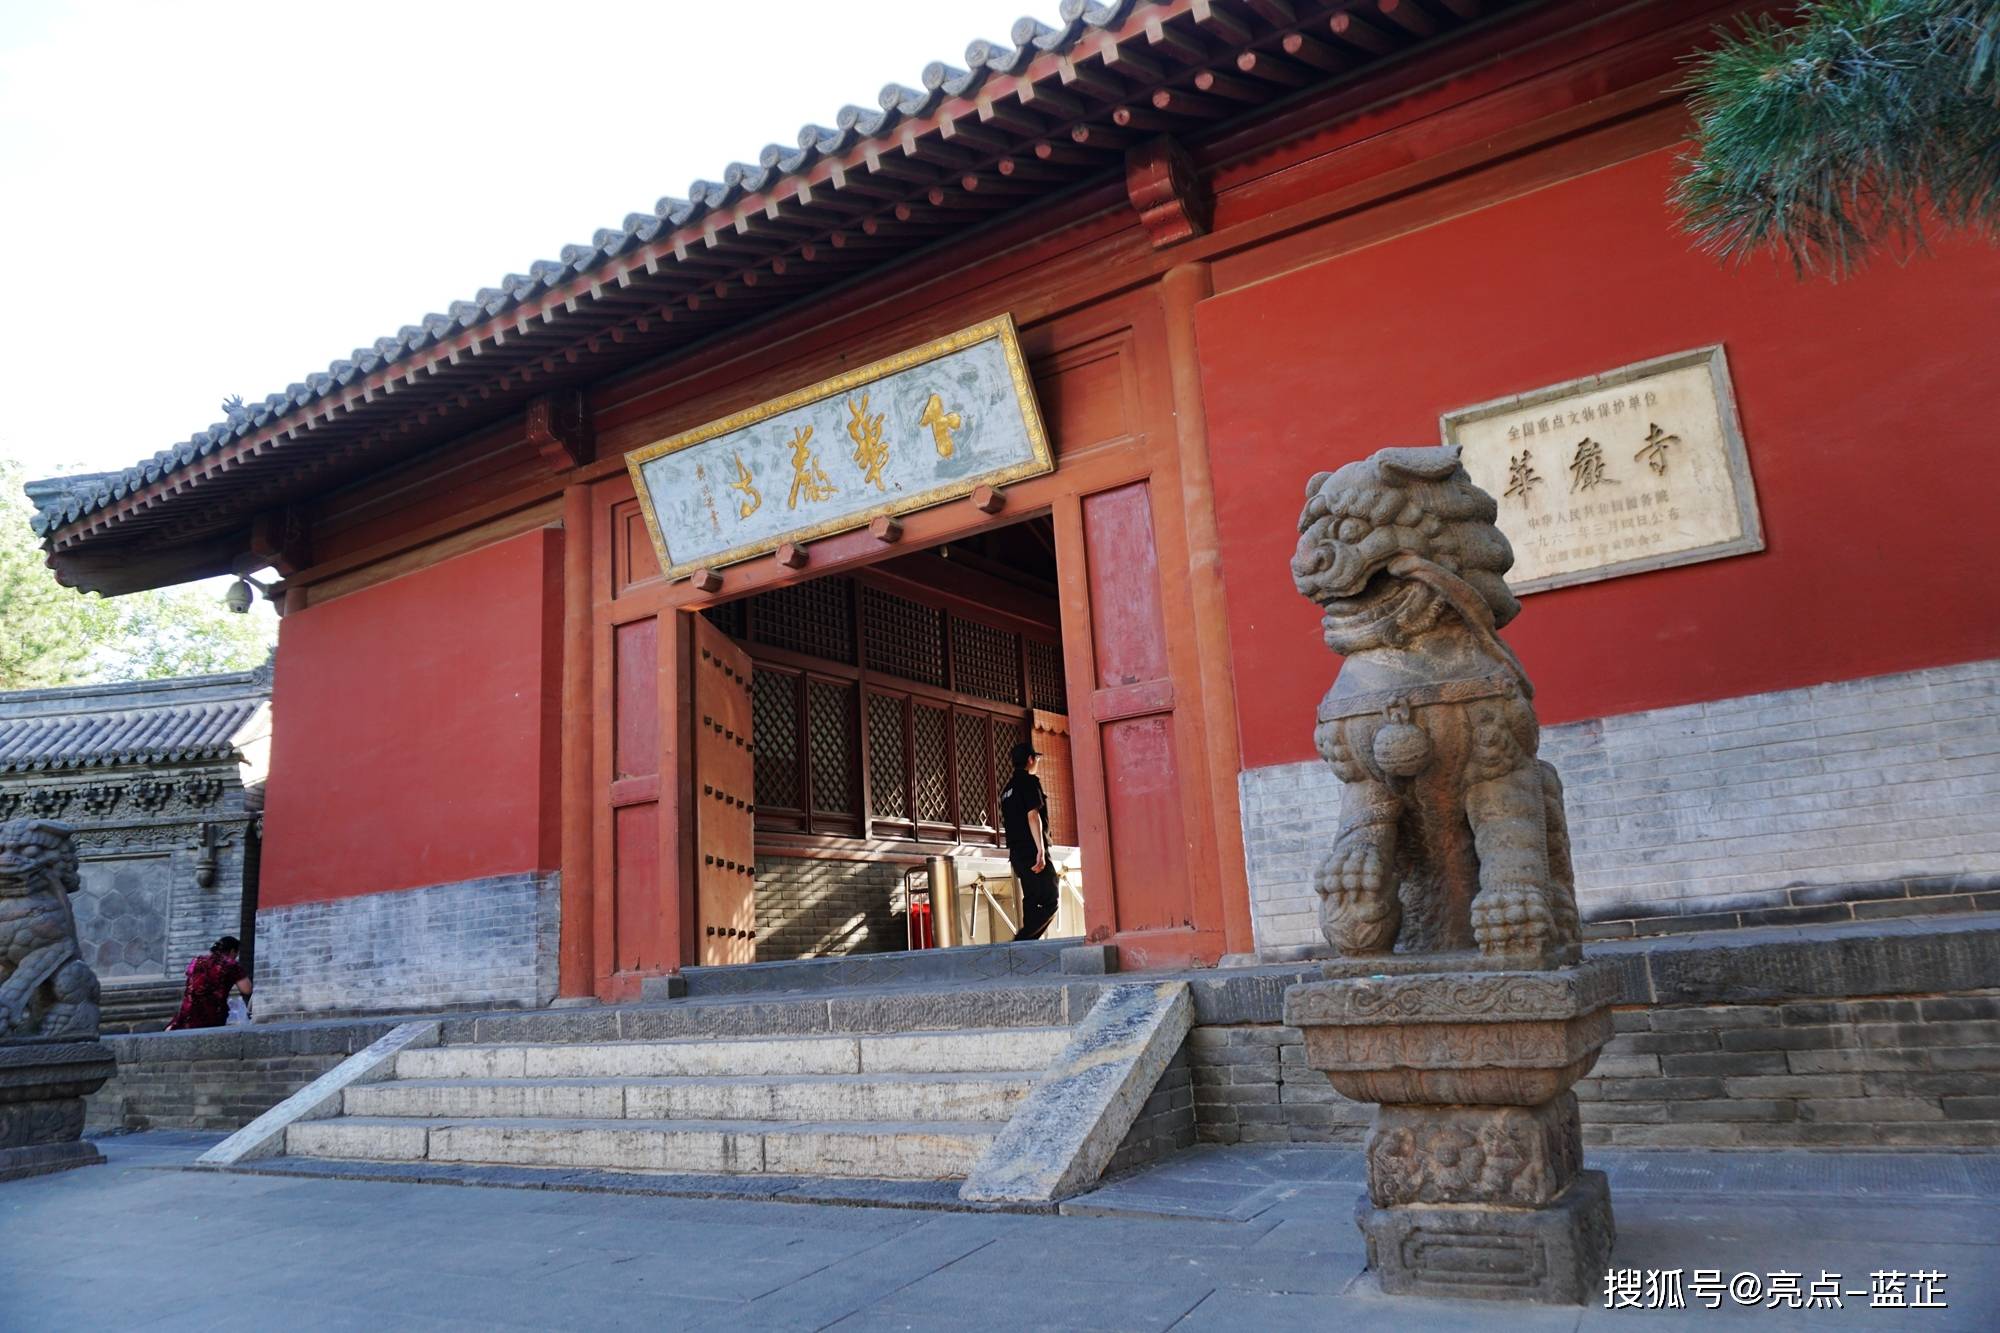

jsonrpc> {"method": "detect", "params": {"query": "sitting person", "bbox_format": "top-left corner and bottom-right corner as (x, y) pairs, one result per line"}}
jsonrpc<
(165, 935), (252, 1030)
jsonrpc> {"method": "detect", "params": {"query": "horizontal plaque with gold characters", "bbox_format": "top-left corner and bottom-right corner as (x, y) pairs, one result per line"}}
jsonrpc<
(626, 315), (1052, 581)
(1440, 345), (1764, 595)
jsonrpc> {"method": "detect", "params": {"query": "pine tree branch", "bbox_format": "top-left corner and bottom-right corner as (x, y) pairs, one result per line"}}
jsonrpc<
(1674, 0), (2000, 278)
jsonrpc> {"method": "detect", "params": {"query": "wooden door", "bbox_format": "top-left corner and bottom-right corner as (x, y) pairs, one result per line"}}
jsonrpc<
(1053, 476), (1217, 969)
(607, 615), (666, 975)
(692, 614), (757, 964)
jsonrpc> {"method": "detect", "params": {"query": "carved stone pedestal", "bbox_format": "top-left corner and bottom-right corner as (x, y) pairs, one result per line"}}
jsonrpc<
(1284, 959), (1621, 1305)
(0, 1040), (115, 1182)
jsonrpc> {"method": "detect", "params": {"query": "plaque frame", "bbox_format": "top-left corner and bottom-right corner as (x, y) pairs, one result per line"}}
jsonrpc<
(625, 314), (1052, 581)
(1438, 344), (1764, 595)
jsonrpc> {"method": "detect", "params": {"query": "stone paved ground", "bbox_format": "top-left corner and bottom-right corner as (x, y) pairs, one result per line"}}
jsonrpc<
(4, 1133), (1996, 1331)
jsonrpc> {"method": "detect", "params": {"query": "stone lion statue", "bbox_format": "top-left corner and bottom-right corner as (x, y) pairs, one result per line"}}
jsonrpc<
(1291, 445), (1580, 959)
(0, 819), (101, 1041)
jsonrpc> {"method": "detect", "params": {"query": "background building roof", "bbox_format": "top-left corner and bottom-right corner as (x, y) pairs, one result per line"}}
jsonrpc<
(0, 668), (272, 773)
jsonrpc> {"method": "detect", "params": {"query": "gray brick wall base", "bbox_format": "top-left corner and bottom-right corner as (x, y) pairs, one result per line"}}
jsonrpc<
(1188, 991), (2000, 1150)
(1104, 1049), (1198, 1178)
(756, 855), (907, 962)
(255, 872), (559, 1020)
(1242, 659), (2000, 955)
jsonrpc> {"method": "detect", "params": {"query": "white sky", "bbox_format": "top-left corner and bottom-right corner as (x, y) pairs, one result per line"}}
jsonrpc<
(0, 0), (1038, 483)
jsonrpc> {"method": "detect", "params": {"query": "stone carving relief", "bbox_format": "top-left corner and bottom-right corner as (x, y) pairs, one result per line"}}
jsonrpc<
(75, 784), (123, 816)
(179, 777), (224, 807)
(128, 779), (175, 813)
(0, 819), (102, 1040)
(1291, 445), (1581, 959)
(1288, 967), (1623, 1026)
(26, 789), (73, 819)
(1367, 1097), (1582, 1207)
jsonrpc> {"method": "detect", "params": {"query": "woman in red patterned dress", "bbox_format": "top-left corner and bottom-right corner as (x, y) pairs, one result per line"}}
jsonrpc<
(165, 936), (252, 1030)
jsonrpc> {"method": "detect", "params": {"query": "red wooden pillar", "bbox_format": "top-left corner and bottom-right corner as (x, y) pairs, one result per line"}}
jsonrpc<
(557, 484), (595, 995)
(1160, 263), (1255, 957)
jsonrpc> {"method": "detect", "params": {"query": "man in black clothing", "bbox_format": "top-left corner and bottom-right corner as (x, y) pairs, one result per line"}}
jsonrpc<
(999, 740), (1060, 942)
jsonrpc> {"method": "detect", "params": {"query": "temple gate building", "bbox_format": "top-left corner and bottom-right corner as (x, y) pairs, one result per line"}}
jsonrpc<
(24, 0), (1998, 1021)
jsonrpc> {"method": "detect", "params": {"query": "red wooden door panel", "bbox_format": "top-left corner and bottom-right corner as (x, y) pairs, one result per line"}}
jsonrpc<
(610, 616), (666, 973)
(1080, 481), (1193, 934)
(692, 615), (757, 965)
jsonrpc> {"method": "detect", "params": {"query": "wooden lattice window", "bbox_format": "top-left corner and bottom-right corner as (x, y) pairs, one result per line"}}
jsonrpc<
(730, 565), (1062, 843)
(861, 586), (946, 687)
(807, 679), (857, 815)
(751, 577), (856, 663)
(866, 692), (909, 823)
(702, 601), (747, 639)
(991, 716), (1027, 795)
(950, 615), (1022, 705)
(1026, 637), (1067, 715)
(955, 711), (994, 829)
(752, 668), (801, 813)
(913, 703), (951, 824)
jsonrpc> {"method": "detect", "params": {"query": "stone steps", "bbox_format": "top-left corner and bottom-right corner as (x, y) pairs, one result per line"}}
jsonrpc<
(393, 1026), (1070, 1081)
(287, 1115), (999, 1179)
(343, 1071), (1034, 1122)
(279, 1023), (1073, 1181)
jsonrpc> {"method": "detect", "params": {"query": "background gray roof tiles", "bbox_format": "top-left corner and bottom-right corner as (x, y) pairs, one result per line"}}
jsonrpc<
(0, 687), (267, 773)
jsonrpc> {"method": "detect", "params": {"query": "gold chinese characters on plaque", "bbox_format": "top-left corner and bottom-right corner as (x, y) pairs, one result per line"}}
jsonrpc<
(1440, 346), (1764, 595)
(625, 315), (1052, 581)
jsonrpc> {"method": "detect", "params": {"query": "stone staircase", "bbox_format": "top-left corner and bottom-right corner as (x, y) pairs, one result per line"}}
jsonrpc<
(281, 1022), (1071, 1181)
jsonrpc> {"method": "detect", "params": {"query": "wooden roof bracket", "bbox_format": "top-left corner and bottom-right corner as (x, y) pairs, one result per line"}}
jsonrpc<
(1124, 134), (1212, 249)
(525, 389), (595, 472)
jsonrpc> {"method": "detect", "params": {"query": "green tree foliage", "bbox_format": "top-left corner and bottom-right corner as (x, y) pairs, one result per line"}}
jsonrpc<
(1675, 0), (2000, 278)
(0, 454), (276, 689)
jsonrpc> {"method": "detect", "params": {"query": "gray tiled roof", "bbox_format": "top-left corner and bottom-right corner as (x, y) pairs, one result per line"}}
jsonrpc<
(26, 1), (1161, 540)
(29, 1), (1516, 585)
(0, 669), (271, 772)
(0, 698), (264, 772)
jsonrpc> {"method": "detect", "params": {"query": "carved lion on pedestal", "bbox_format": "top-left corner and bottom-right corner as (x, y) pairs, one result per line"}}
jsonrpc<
(0, 819), (101, 1041)
(1291, 446), (1579, 959)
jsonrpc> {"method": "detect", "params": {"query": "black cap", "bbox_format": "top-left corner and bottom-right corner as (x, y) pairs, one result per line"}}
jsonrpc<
(1009, 740), (1041, 768)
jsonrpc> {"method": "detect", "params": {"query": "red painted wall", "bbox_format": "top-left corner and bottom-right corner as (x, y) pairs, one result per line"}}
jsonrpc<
(1204, 147), (2000, 771)
(261, 528), (565, 905)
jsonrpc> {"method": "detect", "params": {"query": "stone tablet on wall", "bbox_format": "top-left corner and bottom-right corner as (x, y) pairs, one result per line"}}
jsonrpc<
(627, 315), (1052, 580)
(1440, 346), (1763, 594)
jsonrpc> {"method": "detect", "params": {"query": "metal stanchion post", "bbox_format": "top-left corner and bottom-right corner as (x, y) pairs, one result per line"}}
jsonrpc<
(926, 855), (960, 948)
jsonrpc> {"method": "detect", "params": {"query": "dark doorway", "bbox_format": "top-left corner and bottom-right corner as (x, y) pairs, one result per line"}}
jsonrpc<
(700, 516), (1083, 961)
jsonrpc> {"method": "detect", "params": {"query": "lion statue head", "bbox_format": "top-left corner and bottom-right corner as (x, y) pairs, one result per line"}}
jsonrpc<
(1291, 445), (1518, 656)
(0, 818), (81, 901)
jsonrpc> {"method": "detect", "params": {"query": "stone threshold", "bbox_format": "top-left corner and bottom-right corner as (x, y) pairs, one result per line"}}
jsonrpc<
(670, 937), (1085, 999)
